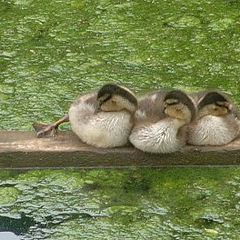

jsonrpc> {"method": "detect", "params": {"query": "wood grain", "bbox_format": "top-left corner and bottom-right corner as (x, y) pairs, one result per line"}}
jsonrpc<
(0, 131), (240, 169)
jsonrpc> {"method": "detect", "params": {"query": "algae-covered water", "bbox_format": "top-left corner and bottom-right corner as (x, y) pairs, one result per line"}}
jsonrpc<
(0, 0), (240, 129)
(1, 0), (240, 239)
(1, 169), (240, 240)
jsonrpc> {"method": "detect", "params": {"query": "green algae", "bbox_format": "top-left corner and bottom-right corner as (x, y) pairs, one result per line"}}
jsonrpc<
(0, 0), (240, 130)
(209, 18), (235, 31)
(1, 0), (240, 239)
(0, 187), (19, 205)
(0, 169), (240, 239)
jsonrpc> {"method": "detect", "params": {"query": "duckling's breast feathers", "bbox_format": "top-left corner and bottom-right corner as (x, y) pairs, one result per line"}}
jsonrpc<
(188, 115), (239, 146)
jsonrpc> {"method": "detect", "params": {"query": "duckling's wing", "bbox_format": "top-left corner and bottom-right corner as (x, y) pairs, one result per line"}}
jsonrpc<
(69, 92), (98, 123)
(71, 92), (98, 109)
(136, 90), (168, 122)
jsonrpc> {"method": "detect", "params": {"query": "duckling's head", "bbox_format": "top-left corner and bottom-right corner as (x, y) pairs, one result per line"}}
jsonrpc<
(197, 91), (232, 118)
(97, 84), (138, 113)
(163, 90), (196, 123)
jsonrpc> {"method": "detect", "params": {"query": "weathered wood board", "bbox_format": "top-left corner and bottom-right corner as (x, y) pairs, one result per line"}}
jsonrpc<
(0, 131), (240, 169)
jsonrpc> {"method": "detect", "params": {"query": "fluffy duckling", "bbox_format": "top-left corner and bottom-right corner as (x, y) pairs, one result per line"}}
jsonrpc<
(129, 90), (196, 153)
(188, 91), (240, 146)
(34, 84), (138, 148)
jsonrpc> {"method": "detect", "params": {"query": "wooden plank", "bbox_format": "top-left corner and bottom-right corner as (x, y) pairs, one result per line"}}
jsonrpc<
(0, 131), (240, 169)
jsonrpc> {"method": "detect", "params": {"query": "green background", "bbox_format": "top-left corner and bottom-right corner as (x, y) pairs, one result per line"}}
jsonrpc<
(0, 0), (240, 239)
(0, 0), (239, 130)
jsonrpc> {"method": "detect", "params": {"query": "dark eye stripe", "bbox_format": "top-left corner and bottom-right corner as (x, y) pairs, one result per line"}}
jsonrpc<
(216, 102), (228, 109)
(167, 102), (178, 106)
(101, 95), (112, 104)
(166, 100), (179, 106)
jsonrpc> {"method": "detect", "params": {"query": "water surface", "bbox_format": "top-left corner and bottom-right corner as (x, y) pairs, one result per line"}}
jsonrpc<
(0, 169), (240, 239)
(0, 232), (20, 240)
(1, 1), (240, 239)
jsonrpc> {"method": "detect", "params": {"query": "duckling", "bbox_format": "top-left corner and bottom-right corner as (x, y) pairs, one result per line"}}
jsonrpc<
(34, 83), (138, 148)
(129, 90), (196, 153)
(188, 90), (240, 146)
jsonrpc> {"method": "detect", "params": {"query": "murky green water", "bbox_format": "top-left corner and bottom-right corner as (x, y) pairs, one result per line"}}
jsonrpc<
(1, 1), (240, 239)
(0, 169), (240, 240)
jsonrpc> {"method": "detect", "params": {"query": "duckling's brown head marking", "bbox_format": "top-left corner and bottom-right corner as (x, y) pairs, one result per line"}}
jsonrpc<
(163, 90), (196, 123)
(97, 83), (138, 113)
(198, 91), (232, 118)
